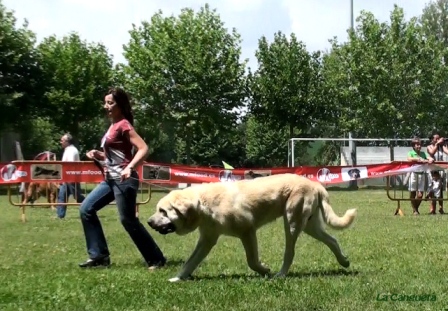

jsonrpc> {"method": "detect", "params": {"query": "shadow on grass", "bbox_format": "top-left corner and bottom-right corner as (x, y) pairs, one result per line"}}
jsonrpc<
(284, 268), (360, 278)
(116, 258), (185, 269)
(192, 268), (360, 281)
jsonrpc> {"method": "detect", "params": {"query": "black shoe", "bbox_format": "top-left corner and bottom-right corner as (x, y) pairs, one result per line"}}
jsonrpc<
(78, 256), (111, 268)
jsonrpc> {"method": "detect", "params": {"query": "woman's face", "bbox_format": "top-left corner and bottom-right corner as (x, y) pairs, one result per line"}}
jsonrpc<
(104, 94), (120, 119)
(433, 135), (440, 144)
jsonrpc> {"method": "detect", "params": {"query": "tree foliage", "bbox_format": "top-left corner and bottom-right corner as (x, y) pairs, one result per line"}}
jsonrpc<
(0, 1), (41, 132)
(249, 32), (324, 138)
(421, 0), (448, 47)
(37, 33), (114, 151)
(322, 6), (448, 138)
(245, 116), (289, 167)
(122, 4), (247, 163)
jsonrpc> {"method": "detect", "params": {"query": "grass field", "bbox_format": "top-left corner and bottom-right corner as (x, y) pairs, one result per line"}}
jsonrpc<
(1, 189), (448, 311)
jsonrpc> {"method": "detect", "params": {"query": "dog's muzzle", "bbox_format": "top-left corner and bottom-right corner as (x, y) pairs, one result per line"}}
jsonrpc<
(147, 219), (176, 235)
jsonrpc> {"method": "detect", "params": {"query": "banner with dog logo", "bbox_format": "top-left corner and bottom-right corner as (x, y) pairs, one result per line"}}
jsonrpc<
(0, 160), (448, 185)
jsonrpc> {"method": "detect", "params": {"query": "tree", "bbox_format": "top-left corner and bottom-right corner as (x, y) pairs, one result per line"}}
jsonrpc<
(0, 1), (42, 132)
(19, 117), (62, 159)
(245, 116), (289, 167)
(249, 32), (324, 139)
(420, 0), (448, 135)
(187, 122), (247, 166)
(322, 6), (448, 138)
(37, 33), (114, 152)
(122, 4), (247, 163)
(421, 0), (448, 48)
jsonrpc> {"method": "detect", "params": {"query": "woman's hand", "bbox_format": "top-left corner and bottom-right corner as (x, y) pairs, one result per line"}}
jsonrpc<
(420, 157), (434, 163)
(121, 166), (133, 181)
(86, 149), (98, 159)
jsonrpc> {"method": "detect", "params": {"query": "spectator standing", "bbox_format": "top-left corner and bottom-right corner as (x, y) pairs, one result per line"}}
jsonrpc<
(426, 170), (444, 214)
(55, 133), (85, 219)
(407, 137), (433, 215)
(427, 132), (448, 161)
(426, 132), (447, 214)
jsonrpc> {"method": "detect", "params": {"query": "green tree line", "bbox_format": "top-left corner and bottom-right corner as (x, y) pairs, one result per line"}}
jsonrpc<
(1, 1), (448, 167)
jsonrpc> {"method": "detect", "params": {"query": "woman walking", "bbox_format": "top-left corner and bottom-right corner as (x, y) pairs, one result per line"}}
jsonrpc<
(78, 87), (166, 269)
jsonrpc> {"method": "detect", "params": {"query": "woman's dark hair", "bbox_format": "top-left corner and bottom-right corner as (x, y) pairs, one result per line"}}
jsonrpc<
(107, 87), (134, 125)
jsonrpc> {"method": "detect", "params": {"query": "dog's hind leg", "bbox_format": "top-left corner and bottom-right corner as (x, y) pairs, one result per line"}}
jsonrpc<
(275, 207), (310, 278)
(48, 187), (57, 210)
(240, 230), (271, 276)
(170, 232), (219, 282)
(304, 216), (350, 268)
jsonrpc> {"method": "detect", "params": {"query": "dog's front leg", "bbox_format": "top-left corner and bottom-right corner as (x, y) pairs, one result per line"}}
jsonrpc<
(170, 233), (219, 282)
(240, 230), (271, 277)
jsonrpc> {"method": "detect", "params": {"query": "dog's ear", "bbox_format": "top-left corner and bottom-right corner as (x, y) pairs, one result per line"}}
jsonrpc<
(170, 194), (200, 229)
(170, 195), (199, 215)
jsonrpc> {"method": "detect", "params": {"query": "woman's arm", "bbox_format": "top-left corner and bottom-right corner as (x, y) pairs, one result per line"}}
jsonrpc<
(407, 154), (430, 162)
(407, 155), (420, 161)
(94, 150), (105, 160)
(126, 129), (149, 169)
(86, 149), (105, 161)
(427, 144), (437, 156)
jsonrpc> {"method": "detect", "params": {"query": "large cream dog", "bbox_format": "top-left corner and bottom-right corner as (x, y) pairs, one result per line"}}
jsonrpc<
(147, 173), (357, 282)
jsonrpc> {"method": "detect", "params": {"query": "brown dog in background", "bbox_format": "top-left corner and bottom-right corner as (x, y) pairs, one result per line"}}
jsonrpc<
(21, 182), (60, 208)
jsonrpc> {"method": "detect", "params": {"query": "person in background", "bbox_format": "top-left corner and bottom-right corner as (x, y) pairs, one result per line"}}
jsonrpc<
(407, 137), (433, 215)
(426, 132), (448, 213)
(55, 133), (85, 219)
(78, 87), (166, 269)
(427, 132), (448, 161)
(426, 170), (444, 214)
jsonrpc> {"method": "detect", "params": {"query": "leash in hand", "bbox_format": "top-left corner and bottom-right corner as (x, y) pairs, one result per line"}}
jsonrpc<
(92, 158), (107, 180)
(92, 158), (140, 182)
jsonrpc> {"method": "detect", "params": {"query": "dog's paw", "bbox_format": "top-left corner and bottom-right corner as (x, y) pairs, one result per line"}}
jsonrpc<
(168, 277), (182, 283)
(260, 270), (272, 279)
(273, 272), (287, 278)
(260, 262), (271, 273)
(256, 265), (271, 277)
(339, 258), (350, 268)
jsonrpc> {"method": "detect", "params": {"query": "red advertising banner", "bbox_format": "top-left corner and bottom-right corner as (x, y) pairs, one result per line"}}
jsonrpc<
(1, 160), (448, 185)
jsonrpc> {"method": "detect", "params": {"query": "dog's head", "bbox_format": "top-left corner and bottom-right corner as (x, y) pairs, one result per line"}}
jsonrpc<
(147, 190), (200, 236)
(348, 169), (361, 179)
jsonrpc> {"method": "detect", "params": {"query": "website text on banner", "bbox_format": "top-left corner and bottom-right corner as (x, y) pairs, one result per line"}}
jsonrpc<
(1, 161), (448, 185)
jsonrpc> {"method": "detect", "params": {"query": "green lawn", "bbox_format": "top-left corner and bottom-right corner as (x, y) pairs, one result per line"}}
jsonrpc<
(1, 189), (448, 311)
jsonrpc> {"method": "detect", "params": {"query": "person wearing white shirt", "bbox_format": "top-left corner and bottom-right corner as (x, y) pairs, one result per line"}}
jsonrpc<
(56, 133), (85, 219)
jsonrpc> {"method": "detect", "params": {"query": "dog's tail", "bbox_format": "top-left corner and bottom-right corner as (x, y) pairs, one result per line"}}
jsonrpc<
(318, 188), (357, 229)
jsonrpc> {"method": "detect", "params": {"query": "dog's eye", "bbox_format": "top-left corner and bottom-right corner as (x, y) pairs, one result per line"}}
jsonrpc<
(159, 208), (167, 216)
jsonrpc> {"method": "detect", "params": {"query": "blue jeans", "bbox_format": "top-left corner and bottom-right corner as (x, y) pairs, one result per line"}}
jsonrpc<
(56, 183), (85, 218)
(79, 174), (165, 263)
